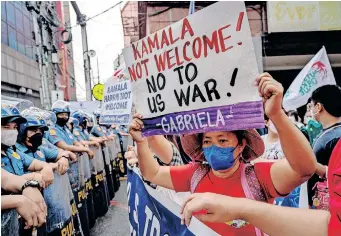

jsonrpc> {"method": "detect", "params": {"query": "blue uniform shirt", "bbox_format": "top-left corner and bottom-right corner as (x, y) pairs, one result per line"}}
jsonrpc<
(73, 127), (87, 142)
(42, 137), (59, 151)
(15, 142), (58, 162)
(83, 129), (90, 140)
(91, 125), (105, 137)
(47, 124), (75, 145)
(1, 147), (34, 175)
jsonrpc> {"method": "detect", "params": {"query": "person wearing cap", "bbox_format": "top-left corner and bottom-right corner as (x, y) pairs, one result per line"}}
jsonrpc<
(39, 110), (78, 162)
(15, 115), (70, 175)
(1, 104), (54, 188)
(129, 73), (317, 235)
(70, 111), (101, 149)
(48, 101), (94, 158)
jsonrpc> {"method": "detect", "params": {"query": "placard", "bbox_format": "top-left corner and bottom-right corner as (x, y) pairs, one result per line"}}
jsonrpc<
(99, 80), (133, 125)
(123, 1), (264, 136)
(127, 167), (219, 236)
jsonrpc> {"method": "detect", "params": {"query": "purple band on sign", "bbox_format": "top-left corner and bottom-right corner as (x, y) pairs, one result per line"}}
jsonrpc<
(142, 101), (265, 136)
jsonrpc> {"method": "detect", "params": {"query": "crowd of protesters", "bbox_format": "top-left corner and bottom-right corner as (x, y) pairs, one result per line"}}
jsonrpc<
(2, 71), (341, 236)
(1, 100), (130, 236)
(127, 72), (341, 236)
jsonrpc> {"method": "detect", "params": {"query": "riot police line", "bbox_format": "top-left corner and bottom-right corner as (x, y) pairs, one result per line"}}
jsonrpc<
(1, 100), (131, 236)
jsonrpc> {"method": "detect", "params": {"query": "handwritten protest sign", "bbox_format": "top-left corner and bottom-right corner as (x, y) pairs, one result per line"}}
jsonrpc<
(283, 46), (336, 111)
(123, 1), (263, 136)
(127, 167), (219, 236)
(99, 79), (133, 125)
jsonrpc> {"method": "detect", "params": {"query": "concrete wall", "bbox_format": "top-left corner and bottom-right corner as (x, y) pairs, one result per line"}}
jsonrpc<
(1, 44), (41, 107)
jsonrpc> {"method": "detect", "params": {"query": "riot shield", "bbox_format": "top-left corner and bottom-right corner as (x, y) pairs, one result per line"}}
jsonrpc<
(81, 152), (96, 229)
(68, 177), (83, 236)
(91, 146), (109, 218)
(108, 140), (120, 192)
(102, 144), (115, 200)
(114, 137), (126, 177)
(1, 209), (19, 236)
(75, 154), (90, 236)
(68, 155), (88, 236)
(44, 172), (74, 235)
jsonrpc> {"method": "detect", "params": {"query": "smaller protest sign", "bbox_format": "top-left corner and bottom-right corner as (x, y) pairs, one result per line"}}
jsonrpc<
(127, 167), (219, 236)
(99, 80), (133, 125)
(283, 46), (336, 111)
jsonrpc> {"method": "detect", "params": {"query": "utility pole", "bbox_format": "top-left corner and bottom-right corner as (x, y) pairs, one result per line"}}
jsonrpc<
(71, 1), (92, 101)
(97, 57), (100, 84)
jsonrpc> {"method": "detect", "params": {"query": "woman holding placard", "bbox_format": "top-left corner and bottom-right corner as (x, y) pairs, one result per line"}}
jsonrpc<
(129, 73), (317, 236)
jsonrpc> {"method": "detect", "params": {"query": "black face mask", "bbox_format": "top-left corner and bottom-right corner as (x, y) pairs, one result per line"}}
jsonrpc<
(81, 120), (87, 129)
(87, 126), (93, 133)
(27, 133), (43, 151)
(56, 117), (69, 127)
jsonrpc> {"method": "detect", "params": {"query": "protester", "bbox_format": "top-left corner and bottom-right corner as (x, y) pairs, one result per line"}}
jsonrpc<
(129, 73), (317, 235)
(287, 110), (304, 128)
(180, 138), (341, 236)
(260, 115), (285, 160)
(307, 85), (341, 208)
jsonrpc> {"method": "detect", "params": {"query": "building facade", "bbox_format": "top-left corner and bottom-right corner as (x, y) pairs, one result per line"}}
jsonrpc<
(1, 1), (41, 106)
(120, 1), (341, 117)
(1, 1), (77, 108)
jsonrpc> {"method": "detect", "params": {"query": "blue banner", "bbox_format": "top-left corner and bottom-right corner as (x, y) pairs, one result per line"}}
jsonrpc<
(127, 167), (218, 236)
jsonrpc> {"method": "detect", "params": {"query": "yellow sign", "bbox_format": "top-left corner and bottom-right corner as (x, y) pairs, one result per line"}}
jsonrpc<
(92, 83), (104, 101)
(267, 1), (341, 33)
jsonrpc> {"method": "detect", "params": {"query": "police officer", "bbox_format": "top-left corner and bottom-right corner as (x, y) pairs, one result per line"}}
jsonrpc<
(47, 101), (91, 236)
(1, 103), (54, 235)
(15, 114), (77, 236)
(70, 111), (102, 228)
(91, 111), (116, 200)
(16, 115), (70, 176)
(2, 169), (46, 236)
(1, 104), (54, 187)
(79, 112), (110, 218)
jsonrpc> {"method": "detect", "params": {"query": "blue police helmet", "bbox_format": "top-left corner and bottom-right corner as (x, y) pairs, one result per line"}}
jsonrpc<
(71, 110), (86, 124)
(51, 100), (71, 115)
(19, 115), (49, 138)
(1, 104), (27, 125)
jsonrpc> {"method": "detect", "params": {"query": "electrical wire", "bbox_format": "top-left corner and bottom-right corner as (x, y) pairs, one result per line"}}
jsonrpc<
(70, 1), (123, 28)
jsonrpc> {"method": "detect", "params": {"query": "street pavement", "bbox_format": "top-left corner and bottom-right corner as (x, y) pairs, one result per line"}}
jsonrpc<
(90, 180), (130, 236)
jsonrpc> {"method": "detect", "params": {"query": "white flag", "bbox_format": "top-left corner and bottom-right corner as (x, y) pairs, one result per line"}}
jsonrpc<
(283, 46), (336, 111)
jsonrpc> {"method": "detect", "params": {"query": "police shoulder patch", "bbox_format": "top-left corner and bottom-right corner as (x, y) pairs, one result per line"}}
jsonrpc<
(36, 151), (43, 158)
(50, 129), (56, 136)
(12, 152), (21, 160)
(74, 131), (80, 136)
